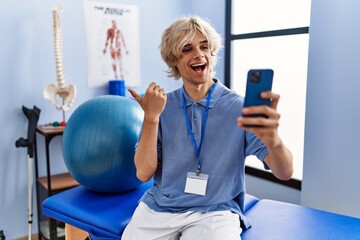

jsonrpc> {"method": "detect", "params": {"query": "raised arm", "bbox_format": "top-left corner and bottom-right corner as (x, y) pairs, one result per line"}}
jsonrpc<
(128, 82), (167, 182)
(237, 91), (293, 181)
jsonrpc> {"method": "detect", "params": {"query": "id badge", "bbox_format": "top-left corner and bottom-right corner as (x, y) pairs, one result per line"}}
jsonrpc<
(184, 172), (209, 196)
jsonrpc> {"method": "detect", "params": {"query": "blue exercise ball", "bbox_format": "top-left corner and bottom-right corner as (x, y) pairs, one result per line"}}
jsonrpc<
(62, 95), (143, 193)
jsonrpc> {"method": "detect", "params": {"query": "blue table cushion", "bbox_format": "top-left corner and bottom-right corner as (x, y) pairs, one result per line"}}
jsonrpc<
(243, 193), (259, 213)
(241, 199), (360, 240)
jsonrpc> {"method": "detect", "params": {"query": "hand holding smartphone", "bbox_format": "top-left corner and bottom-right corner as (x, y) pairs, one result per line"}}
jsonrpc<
(243, 69), (274, 126)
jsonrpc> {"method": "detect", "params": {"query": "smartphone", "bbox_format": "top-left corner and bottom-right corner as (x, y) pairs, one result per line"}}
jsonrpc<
(243, 69), (274, 121)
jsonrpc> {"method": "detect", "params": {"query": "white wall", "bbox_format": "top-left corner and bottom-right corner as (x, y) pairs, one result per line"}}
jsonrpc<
(301, 0), (360, 217)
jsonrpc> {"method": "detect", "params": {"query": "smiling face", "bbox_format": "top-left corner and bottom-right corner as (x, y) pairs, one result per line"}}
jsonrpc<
(174, 32), (213, 86)
(160, 16), (222, 80)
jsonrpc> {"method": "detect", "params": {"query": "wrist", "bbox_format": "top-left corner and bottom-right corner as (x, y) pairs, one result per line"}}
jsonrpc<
(266, 135), (283, 150)
(143, 114), (160, 124)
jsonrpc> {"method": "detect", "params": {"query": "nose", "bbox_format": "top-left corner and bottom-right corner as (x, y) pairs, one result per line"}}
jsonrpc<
(193, 48), (204, 59)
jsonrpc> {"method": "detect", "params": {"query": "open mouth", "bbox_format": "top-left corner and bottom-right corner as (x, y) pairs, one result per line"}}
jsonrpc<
(190, 63), (206, 72)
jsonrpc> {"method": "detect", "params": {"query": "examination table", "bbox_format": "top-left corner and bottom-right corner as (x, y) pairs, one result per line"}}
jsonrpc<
(42, 179), (360, 240)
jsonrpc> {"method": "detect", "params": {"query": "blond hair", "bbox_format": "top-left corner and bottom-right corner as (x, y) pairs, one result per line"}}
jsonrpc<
(160, 16), (222, 79)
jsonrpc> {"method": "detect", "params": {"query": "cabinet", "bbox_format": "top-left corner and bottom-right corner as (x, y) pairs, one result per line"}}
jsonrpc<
(34, 127), (79, 240)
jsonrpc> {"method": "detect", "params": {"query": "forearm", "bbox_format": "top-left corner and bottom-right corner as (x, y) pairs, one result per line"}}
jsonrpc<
(264, 140), (294, 181)
(128, 82), (167, 182)
(134, 115), (160, 182)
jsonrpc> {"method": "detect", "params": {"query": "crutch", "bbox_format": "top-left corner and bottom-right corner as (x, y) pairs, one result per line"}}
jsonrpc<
(15, 106), (41, 240)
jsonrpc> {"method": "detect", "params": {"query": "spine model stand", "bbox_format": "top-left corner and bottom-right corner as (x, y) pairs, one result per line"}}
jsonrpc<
(43, 5), (77, 120)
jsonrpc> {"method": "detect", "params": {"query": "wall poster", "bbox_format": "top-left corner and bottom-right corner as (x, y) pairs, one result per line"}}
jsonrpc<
(84, 1), (141, 88)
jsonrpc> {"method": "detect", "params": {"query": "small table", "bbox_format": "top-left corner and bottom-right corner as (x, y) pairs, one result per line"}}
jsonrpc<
(35, 126), (79, 240)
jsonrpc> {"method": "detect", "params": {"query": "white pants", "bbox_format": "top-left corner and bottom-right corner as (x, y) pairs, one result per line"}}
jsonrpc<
(122, 202), (242, 240)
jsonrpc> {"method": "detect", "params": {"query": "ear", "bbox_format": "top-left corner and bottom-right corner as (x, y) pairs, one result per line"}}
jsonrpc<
(170, 58), (179, 68)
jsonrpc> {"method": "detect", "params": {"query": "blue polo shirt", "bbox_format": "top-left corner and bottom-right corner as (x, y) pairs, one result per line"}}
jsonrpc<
(139, 79), (268, 229)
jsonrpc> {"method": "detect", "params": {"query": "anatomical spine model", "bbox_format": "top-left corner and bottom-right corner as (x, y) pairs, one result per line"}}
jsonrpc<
(43, 5), (77, 113)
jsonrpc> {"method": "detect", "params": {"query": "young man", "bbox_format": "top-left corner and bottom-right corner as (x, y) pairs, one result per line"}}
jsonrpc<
(124, 16), (293, 240)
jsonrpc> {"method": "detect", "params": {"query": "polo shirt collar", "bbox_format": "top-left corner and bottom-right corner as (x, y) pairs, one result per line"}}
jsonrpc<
(180, 78), (224, 108)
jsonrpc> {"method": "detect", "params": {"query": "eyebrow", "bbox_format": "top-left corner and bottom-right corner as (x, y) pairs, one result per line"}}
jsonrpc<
(183, 40), (209, 48)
